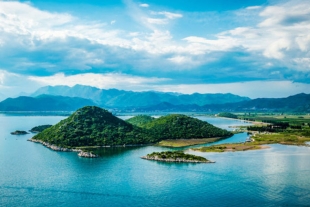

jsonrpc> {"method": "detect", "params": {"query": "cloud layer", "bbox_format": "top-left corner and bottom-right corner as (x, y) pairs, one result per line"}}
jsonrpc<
(0, 0), (309, 97)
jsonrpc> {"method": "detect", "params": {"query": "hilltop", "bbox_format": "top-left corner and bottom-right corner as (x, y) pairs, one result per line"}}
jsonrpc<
(126, 115), (155, 127)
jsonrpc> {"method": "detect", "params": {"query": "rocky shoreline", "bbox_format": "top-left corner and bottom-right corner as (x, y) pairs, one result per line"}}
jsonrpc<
(28, 139), (99, 158)
(28, 138), (156, 158)
(78, 151), (99, 158)
(141, 156), (215, 163)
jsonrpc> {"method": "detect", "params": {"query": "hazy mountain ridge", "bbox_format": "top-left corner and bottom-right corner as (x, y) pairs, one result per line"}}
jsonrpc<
(0, 95), (97, 111)
(31, 85), (251, 107)
(205, 93), (310, 112)
(132, 93), (310, 112)
(1, 85), (308, 112)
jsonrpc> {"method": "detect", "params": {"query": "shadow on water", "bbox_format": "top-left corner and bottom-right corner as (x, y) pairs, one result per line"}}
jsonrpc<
(85, 146), (143, 158)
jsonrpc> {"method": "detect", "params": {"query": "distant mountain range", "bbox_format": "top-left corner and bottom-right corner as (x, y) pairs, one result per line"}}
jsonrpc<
(132, 93), (310, 113)
(0, 85), (309, 112)
(0, 95), (96, 111)
(204, 93), (310, 112)
(31, 85), (250, 107)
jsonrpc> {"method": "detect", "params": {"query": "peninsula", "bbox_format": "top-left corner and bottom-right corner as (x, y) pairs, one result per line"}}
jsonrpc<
(141, 151), (214, 163)
(193, 126), (310, 153)
(29, 106), (232, 157)
(30, 125), (52, 133)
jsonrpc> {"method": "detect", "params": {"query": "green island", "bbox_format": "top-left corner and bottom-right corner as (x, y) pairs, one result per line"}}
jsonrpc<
(29, 106), (232, 157)
(141, 151), (214, 163)
(30, 125), (52, 133)
(11, 130), (29, 135)
(193, 113), (310, 153)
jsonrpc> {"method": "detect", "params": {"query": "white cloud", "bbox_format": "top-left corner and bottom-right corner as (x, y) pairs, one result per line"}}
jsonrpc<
(139, 3), (149, 8)
(246, 6), (262, 10)
(29, 73), (170, 89)
(0, 70), (309, 99)
(147, 18), (167, 25)
(182, 35), (240, 53)
(178, 0), (310, 70)
(146, 11), (182, 25)
(0, 70), (41, 97)
(156, 11), (183, 19)
(0, 0), (310, 86)
(293, 58), (310, 71)
(168, 56), (191, 64)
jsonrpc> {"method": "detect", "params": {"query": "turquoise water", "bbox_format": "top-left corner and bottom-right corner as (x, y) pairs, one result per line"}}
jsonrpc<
(0, 115), (310, 206)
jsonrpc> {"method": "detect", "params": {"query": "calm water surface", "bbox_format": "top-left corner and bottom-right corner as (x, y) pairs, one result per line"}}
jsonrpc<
(0, 115), (309, 207)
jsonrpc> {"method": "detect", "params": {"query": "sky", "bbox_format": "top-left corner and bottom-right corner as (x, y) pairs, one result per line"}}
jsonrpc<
(0, 0), (309, 99)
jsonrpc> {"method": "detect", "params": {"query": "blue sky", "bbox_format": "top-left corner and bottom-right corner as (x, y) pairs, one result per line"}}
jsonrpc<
(0, 0), (309, 99)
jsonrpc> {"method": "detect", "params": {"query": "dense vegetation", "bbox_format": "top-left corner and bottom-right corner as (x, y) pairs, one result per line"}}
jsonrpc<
(139, 114), (233, 140)
(217, 112), (238, 119)
(243, 114), (310, 133)
(32, 106), (232, 148)
(126, 115), (155, 127)
(30, 125), (52, 133)
(33, 106), (153, 147)
(144, 151), (208, 162)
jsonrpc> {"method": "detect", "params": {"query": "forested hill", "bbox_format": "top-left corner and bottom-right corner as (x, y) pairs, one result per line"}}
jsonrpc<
(0, 95), (96, 111)
(32, 106), (232, 148)
(32, 106), (152, 147)
(128, 114), (233, 140)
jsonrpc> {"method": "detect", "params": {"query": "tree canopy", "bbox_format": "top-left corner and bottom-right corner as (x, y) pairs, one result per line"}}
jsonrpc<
(33, 106), (232, 148)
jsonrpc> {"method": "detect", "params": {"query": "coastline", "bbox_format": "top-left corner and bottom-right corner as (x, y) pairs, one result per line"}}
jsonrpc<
(28, 138), (154, 158)
(192, 144), (270, 153)
(156, 137), (224, 147)
(28, 138), (98, 158)
(216, 116), (267, 126)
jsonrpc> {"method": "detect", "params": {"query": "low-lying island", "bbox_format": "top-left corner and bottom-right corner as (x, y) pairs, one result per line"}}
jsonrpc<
(141, 151), (215, 163)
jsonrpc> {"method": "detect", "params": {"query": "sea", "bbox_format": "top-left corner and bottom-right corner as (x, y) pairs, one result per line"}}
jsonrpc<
(0, 114), (309, 207)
